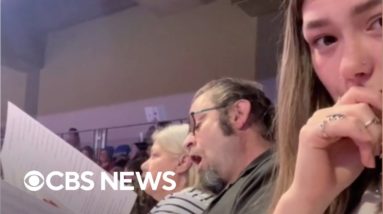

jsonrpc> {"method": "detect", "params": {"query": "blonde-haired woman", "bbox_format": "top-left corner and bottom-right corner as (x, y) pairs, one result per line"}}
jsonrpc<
(141, 124), (213, 214)
(272, 0), (382, 213)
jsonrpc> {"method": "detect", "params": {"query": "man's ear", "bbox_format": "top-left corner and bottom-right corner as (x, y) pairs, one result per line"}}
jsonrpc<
(175, 155), (193, 174)
(230, 99), (251, 130)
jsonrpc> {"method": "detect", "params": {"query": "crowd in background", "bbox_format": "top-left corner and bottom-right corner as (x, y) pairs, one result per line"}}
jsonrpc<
(2, 0), (382, 213)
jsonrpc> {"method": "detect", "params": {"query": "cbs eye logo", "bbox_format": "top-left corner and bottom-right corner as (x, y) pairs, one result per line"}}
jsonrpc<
(24, 170), (45, 191)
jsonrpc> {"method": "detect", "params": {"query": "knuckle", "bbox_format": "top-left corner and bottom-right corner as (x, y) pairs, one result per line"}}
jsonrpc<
(299, 125), (313, 139)
(361, 133), (374, 144)
(310, 109), (329, 122)
(347, 86), (359, 95)
(347, 116), (359, 125)
(354, 103), (370, 113)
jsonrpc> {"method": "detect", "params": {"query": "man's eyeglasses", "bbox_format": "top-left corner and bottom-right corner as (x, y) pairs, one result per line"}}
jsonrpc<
(189, 105), (226, 135)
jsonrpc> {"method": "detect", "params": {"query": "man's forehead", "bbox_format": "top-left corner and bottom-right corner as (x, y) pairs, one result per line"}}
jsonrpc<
(189, 92), (214, 113)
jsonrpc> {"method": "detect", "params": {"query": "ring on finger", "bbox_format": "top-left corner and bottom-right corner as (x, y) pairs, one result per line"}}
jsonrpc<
(364, 117), (381, 128)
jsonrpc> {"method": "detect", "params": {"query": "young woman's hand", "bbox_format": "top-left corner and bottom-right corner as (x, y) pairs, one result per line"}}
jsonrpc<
(275, 87), (382, 213)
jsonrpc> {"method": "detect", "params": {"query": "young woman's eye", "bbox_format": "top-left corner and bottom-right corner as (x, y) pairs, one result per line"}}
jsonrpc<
(314, 35), (337, 47)
(369, 16), (382, 31)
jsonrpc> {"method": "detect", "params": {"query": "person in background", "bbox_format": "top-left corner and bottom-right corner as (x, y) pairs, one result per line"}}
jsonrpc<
(98, 148), (114, 172)
(80, 145), (95, 161)
(110, 156), (128, 175)
(125, 154), (157, 214)
(271, 0), (382, 213)
(64, 127), (81, 150)
(142, 124), (213, 214)
(183, 77), (275, 214)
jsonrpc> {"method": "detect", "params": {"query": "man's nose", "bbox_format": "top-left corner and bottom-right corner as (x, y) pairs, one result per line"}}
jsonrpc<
(183, 133), (196, 152)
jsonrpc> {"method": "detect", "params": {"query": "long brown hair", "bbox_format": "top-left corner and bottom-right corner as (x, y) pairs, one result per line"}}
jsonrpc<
(269, 0), (379, 213)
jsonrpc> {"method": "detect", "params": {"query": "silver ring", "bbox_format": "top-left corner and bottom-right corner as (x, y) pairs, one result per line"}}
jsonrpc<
(364, 117), (381, 128)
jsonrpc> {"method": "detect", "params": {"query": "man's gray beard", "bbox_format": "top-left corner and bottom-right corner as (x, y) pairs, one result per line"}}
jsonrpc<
(199, 168), (227, 194)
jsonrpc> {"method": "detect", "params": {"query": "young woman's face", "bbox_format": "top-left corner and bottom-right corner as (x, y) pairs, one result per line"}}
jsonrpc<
(302, 0), (382, 98)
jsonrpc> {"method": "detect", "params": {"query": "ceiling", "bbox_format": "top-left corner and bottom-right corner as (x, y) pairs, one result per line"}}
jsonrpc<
(1, 0), (281, 73)
(1, 0), (138, 71)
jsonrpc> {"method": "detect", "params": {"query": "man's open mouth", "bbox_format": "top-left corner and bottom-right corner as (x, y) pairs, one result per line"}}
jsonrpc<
(191, 155), (202, 165)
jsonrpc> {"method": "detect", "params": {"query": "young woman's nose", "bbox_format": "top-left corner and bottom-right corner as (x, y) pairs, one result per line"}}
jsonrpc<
(339, 37), (373, 86)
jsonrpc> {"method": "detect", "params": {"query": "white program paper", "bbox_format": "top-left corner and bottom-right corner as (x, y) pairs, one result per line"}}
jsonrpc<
(1, 102), (137, 214)
(1, 180), (74, 214)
